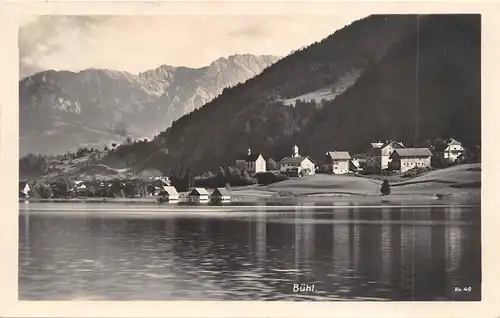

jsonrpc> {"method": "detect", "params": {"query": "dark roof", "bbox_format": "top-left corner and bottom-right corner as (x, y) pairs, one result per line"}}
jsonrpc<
(212, 187), (230, 197)
(393, 148), (432, 158)
(326, 151), (351, 160)
(279, 156), (315, 164)
(448, 138), (462, 146)
(371, 140), (405, 149)
(237, 153), (262, 162)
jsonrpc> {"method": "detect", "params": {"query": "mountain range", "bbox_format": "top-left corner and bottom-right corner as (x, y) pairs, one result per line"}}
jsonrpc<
(19, 54), (280, 156)
(100, 14), (480, 175)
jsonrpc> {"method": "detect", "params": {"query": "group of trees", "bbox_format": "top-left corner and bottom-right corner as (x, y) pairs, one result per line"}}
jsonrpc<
(24, 178), (153, 199)
(19, 154), (49, 177)
(192, 166), (259, 189)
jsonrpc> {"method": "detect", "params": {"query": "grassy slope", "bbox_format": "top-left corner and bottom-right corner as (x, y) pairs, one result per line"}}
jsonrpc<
(230, 163), (481, 202)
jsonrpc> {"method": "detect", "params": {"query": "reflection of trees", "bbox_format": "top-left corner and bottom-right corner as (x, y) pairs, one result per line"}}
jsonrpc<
(389, 207), (402, 299)
(430, 207), (447, 299)
(358, 208), (383, 290)
(380, 207), (392, 285)
(413, 207), (432, 299)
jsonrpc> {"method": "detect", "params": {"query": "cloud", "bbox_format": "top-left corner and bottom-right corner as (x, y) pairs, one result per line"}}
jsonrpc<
(19, 14), (363, 78)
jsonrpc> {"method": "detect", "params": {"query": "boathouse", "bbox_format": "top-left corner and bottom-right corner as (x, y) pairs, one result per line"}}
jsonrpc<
(211, 187), (231, 203)
(159, 186), (179, 202)
(188, 188), (209, 203)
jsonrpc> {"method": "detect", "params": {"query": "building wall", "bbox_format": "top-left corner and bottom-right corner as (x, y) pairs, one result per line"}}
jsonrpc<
(235, 160), (246, 170)
(444, 145), (465, 161)
(301, 159), (315, 175)
(255, 156), (266, 173)
(280, 162), (299, 173)
(330, 160), (350, 174)
(280, 159), (315, 175)
(397, 156), (432, 173)
(245, 161), (256, 173)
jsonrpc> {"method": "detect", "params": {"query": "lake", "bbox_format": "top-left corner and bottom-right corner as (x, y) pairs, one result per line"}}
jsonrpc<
(18, 202), (481, 301)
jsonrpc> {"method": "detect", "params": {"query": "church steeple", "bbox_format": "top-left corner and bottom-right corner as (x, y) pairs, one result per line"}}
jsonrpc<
(292, 145), (299, 157)
(247, 148), (252, 156)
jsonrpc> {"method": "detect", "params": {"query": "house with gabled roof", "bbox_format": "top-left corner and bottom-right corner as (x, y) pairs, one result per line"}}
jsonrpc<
(19, 181), (31, 199)
(235, 148), (266, 174)
(443, 138), (465, 162)
(211, 187), (231, 203)
(325, 151), (351, 174)
(279, 145), (315, 177)
(188, 187), (209, 203)
(158, 186), (179, 202)
(389, 148), (433, 173)
(366, 140), (406, 171)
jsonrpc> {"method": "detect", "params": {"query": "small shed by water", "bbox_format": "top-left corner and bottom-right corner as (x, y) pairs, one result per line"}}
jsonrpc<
(159, 186), (179, 202)
(188, 188), (209, 203)
(211, 187), (231, 203)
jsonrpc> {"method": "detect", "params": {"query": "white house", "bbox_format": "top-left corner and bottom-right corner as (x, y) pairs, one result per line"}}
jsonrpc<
(325, 151), (351, 174)
(235, 148), (266, 174)
(188, 188), (210, 203)
(19, 182), (30, 198)
(443, 138), (466, 162)
(279, 145), (315, 176)
(211, 187), (231, 203)
(366, 140), (406, 171)
(389, 148), (433, 173)
(159, 186), (179, 202)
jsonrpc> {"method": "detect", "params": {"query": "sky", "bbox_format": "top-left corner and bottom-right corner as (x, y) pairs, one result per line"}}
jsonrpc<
(19, 14), (363, 79)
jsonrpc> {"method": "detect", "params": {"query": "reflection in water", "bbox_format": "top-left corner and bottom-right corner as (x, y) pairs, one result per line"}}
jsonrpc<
(19, 203), (481, 301)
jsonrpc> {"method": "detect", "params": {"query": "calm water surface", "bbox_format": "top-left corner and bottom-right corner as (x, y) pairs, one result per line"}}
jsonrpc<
(19, 202), (481, 301)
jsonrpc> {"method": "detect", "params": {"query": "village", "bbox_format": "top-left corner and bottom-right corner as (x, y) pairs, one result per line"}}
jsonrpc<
(19, 137), (480, 204)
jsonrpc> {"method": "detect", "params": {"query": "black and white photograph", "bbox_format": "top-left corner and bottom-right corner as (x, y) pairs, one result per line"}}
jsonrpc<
(16, 10), (482, 303)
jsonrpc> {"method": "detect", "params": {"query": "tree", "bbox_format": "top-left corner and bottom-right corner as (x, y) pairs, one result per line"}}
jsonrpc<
(380, 179), (391, 195)
(300, 168), (311, 177)
(266, 158), (278, 171)
(35, 184), (53, 199)
(216, 167), (227, 187)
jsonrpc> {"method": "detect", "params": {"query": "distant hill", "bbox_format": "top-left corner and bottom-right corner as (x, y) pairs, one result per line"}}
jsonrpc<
(296, 14), (480, 159)
(19, 54), (280, 156)
(25, 14), (481, 179)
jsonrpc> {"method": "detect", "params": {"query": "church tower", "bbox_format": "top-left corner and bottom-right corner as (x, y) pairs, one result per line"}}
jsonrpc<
(292, 145), (300, 157)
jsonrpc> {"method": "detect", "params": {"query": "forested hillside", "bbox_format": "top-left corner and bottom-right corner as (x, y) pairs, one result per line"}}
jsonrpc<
(29, 14), (480, 178)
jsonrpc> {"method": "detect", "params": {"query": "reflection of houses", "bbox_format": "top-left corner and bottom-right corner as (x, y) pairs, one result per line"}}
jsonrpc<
(188, 188), (209, 203)
(210, 187), (231, 203)
(389, 148), (433, 173)
(279, 145), (315, 177)
(443, 138), (465, 162)
(158, 186), (179, 202)
(366, 141), (406, 171)
(325, 151), (351, 174)
(235, 148), (266, 174)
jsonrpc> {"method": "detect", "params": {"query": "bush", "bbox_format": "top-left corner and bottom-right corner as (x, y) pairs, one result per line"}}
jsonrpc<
(34, 183), (53, 199)
(431, 155), (451, 169)
(300, 168), (311, 177)
(266, 158), (278, 171)
(380, 179), (391, 195)
(402, 166), (433, 178)
(254, 172), (289, 185)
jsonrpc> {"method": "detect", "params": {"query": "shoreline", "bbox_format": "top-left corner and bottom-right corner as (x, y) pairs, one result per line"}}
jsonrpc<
(19, 192), (481, 206)
(20, 163), (481, 207)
